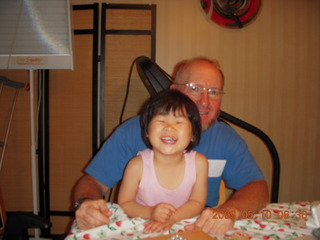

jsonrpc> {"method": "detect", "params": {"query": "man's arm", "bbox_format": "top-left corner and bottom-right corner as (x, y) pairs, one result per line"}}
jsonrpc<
(219, 179), (269, 217)
(73, 174), (109, 201)
(185, 179), (269, 235)
(73, 174), (113, 230)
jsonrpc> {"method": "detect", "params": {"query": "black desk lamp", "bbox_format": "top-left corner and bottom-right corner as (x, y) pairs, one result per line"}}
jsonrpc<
(119, 56), (173, 124)
(135, 56), (173, 97)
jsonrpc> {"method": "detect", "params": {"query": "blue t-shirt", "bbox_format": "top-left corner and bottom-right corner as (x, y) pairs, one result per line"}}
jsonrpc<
(86, 116), (264, 207)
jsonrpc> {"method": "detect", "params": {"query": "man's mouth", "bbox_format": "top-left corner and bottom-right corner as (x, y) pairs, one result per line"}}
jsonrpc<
(161, 137), (177, 144)
(199, 111), (209, 115)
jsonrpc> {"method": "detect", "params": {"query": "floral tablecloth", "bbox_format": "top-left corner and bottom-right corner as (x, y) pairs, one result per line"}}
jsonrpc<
(65, 203), (193, 240)
(64, 201), (319, 240)
(223, 201), (319, 240)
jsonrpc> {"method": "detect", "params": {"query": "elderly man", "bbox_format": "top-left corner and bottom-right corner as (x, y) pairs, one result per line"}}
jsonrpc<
(73, 57), (268, 235)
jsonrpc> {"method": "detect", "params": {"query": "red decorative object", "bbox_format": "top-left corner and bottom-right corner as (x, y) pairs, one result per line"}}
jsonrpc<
(200, 0), (262, 28)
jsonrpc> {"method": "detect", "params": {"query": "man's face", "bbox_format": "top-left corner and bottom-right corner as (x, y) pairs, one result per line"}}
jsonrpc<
(171, 61), (224, 131)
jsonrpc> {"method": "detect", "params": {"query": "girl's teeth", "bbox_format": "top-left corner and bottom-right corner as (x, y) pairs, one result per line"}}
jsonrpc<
(161, 137), (177, 143)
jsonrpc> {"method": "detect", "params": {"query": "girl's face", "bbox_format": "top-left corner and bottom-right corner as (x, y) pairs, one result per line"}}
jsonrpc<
(147, 110), (193, 156)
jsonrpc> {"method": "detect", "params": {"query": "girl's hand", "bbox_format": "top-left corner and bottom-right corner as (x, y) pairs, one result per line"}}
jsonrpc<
(143, 219), (175, 233)
(151, 203), (177, 223)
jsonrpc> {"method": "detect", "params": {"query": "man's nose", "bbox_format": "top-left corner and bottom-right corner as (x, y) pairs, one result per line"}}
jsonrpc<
(199, 90), (210, 107)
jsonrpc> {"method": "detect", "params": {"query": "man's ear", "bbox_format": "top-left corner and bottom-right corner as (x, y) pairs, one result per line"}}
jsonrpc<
(169, 84), (176, 90)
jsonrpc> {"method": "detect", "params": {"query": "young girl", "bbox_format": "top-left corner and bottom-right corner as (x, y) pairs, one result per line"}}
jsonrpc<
(118, 89), (208, 233)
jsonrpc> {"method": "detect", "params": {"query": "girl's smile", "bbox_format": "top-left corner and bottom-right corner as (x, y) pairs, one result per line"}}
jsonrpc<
(147, 110), (193, 156)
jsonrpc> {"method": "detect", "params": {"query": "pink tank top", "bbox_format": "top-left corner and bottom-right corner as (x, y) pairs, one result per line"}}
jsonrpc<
(135, 148), (196, 209)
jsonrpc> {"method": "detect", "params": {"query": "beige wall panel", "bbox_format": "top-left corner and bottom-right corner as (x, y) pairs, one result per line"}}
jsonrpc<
(73, 10), (93, 30)
(51, 216), (74, 235)
(0, 70), (34, 211)
(49, 34), (93, 211)
(106, 9), (152, 30)
(104, 35), (151, 137)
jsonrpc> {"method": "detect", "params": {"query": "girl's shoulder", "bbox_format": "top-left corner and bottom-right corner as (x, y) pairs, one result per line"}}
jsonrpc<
(194, 151), (209, 169)
(126, 154), (143, 171)
(193, 151), (207, 161)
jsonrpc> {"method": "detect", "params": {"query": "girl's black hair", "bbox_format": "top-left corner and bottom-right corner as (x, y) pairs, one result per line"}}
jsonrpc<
(140, 89), (201, 152)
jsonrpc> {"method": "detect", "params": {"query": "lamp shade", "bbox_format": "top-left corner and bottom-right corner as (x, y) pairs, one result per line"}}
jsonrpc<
(135, 56), (173, 97)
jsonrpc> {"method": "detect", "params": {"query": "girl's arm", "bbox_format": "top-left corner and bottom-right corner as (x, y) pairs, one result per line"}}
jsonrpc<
(170, 152), (208, 222)
(118, 156), (176, 222)
(118, 156), (153, 219)
(144, 153), (208, 233)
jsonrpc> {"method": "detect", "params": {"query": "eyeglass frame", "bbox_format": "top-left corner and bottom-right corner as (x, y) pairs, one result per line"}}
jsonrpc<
(174, 83), (225, 100)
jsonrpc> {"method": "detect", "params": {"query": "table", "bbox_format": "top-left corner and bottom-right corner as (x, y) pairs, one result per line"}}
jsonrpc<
(65, 201), (319, 240)
(144, 230), (215, 240)
(217, 201), (318, 240)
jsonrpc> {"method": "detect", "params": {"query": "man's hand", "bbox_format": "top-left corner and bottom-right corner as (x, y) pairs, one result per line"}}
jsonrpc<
(75, 199), (113, 230)
(151, 203), (176, 223)
(185, 180), (268, 236)
(184, 208), (235, 235)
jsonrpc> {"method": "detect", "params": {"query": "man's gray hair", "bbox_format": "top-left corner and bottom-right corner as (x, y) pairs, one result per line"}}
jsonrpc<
(172, 57), (225, 87)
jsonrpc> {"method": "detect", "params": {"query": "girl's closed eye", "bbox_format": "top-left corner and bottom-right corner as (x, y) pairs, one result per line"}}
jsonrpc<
(152, 116), (165, 123)
(175, 117), (188, 124)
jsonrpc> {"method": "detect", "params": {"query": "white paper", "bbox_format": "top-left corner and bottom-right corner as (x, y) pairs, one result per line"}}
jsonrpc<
(307, 204), (320, 229)
(208, 159), (226, 177)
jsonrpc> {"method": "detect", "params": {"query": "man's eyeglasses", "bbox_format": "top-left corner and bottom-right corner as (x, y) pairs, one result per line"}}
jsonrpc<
(175, 83), (224, 100)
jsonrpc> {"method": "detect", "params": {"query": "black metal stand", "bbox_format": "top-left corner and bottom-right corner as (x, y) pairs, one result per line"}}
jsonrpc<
(219, 110), (280, 203)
